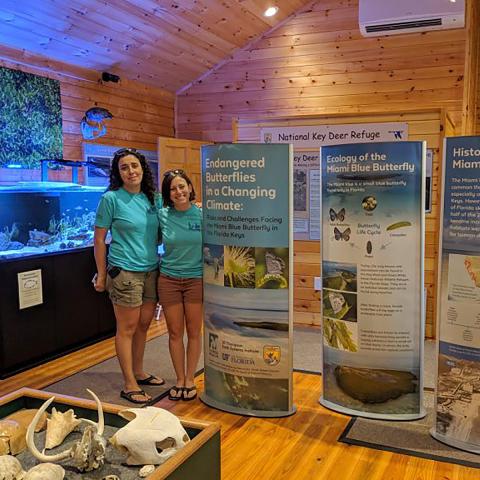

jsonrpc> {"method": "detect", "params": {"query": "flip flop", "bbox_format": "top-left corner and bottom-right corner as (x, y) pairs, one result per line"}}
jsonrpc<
(136, 374), (165, 386)
(168, 386), (184, 401)
(182, 386), (197, 401)
(120, 390), (151, 404)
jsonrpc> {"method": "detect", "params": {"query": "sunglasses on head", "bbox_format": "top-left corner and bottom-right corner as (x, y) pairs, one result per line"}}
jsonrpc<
(114, 147), (138, 157)
(163, 169), (185, 177)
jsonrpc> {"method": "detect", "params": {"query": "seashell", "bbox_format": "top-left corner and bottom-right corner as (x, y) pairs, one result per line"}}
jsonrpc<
(139, 464), (155, 477)
(0, 454), (25, 480)
(45, 408), (81, 449)
(24, 463), (65, 480)
(0, 419), (25, 455)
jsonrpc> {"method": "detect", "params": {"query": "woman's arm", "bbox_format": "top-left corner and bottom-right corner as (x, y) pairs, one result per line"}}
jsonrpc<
(93, 226), (109, 292)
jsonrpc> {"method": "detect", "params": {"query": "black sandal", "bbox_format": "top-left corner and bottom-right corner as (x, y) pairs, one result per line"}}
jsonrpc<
(137, 374), (165, 386)
(168, 386), (183, 401)
(182, 385), (197, 401)
(120, 390), (151, 404)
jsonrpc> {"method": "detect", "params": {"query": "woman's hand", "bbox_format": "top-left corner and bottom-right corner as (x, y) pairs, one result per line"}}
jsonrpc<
(92, 273), (107, 292)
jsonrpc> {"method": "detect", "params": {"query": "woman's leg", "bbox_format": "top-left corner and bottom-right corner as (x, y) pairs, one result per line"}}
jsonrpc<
(184, 301), (203, 389)
(132, 300), (156, 380)
(113, 304), (150, 402)
(163, 303), (187, 389)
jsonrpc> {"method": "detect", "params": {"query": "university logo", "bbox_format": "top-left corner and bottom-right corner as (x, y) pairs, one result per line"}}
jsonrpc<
(263, 345), (281, 366)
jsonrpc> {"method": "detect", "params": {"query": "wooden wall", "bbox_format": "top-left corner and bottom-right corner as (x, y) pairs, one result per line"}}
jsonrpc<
(176, 0), (467, 336)
(0, 45), (174, 183)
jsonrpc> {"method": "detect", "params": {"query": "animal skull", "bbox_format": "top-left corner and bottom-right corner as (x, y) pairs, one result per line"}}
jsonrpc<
(26, 389), (106, 472)
(110, 407), (190, 465)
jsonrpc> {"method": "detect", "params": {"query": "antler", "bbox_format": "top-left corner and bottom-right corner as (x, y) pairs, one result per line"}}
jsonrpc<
(85, 389), (104, 436)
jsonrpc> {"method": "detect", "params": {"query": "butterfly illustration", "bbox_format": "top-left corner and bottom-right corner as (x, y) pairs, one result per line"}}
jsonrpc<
(265, 252), (286, 275)
(329, 208), (345, 222)
(334, 227), (351, 241)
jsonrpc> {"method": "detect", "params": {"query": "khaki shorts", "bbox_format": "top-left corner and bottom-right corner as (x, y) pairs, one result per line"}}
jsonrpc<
(158, 273), (203, 306)
(106, 269), (158, 308)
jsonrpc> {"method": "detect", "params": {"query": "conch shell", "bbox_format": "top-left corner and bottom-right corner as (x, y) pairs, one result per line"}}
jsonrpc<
(0, 454), (24, 480)
(45, 408), (81, 449)
(24, 463), (65, 479)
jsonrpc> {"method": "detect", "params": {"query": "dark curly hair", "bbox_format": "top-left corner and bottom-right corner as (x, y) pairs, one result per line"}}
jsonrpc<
(161, 169), (196, 208)
(107, 148), (156, 205)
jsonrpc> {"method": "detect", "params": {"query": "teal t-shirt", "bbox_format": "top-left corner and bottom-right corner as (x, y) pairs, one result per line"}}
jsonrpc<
(158, 205), (203, 278)
(95, 188), (159, 271)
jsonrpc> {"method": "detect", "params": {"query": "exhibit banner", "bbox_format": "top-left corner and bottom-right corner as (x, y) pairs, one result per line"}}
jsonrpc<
(261, 123), (409, 241)
(320, 141), (426, 420)
(201, 143), (294, 417)
(431, 136), (480, 453)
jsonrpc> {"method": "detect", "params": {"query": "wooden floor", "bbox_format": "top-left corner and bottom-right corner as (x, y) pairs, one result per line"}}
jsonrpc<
(0, 318), (166, 396)
(158, 373), (480, 480)
(1, 322), (478, 480)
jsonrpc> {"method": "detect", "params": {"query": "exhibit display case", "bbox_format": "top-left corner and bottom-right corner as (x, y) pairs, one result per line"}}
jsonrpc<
(0, 179), (116, 377)
(0, 181), (104, 261)
(0, 388), (221, 479)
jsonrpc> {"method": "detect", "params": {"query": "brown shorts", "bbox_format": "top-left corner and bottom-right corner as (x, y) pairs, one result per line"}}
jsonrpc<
(158, 273), (203, 306)
(106, 269), (158, 308)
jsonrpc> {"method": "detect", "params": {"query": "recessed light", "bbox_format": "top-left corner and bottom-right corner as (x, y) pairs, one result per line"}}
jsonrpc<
(264, 6), (279, 17)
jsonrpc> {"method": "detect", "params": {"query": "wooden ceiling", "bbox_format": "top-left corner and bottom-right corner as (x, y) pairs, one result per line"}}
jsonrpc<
(0, 0), (313, 93)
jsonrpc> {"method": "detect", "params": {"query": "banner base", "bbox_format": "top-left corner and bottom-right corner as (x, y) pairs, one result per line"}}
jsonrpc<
(319, 396), (426, 421)
(200, 393), (296, 418)
(430, 428), (480, 454)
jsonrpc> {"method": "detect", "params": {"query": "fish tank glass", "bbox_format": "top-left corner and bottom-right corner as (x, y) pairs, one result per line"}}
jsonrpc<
(0, 181), (104, 261)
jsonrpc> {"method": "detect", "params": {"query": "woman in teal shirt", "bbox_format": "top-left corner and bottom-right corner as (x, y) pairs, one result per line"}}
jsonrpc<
(158, 169), (203, 401)
(94, 148), (164, 404)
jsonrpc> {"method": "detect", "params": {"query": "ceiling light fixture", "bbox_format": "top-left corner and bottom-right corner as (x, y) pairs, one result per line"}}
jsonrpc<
(264, 6), (279, 17)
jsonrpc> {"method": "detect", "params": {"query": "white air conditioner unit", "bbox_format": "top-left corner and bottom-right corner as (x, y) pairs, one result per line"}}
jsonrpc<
(359, 0), (465, 37)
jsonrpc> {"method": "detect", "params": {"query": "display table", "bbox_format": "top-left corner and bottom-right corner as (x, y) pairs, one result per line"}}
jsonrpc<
(0, 387), (221, 480)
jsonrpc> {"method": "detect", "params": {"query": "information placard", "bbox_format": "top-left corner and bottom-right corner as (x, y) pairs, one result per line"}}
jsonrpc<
(432, 136), (480, 453)
(201, 143), (294, 417)
(320, 141), (425, 420)
(18, 269), (43, 309)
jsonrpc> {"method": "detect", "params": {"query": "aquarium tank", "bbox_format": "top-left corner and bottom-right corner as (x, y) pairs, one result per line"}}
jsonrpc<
(0, 181), (104, 261)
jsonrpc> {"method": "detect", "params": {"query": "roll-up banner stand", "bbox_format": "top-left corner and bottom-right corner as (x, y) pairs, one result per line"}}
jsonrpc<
(320, 141), (426, 420)
(431, 136), (480, 453)
(201, 143), (295, 417)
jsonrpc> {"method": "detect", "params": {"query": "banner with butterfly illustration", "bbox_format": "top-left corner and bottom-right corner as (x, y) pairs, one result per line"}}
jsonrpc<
(431, 136), (480, 453)
(320, 141), (426, 420)
(200, 143), (294, 417)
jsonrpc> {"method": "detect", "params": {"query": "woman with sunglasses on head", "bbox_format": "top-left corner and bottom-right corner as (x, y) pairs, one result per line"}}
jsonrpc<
(158, 169), (203, 401)
(93, 148), (164, 404)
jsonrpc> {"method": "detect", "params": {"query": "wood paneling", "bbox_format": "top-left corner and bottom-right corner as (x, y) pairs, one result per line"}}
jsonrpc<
(177, 0), (465, 139)
(0, 44), (175, 179)
(0, 0), (313, 92)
